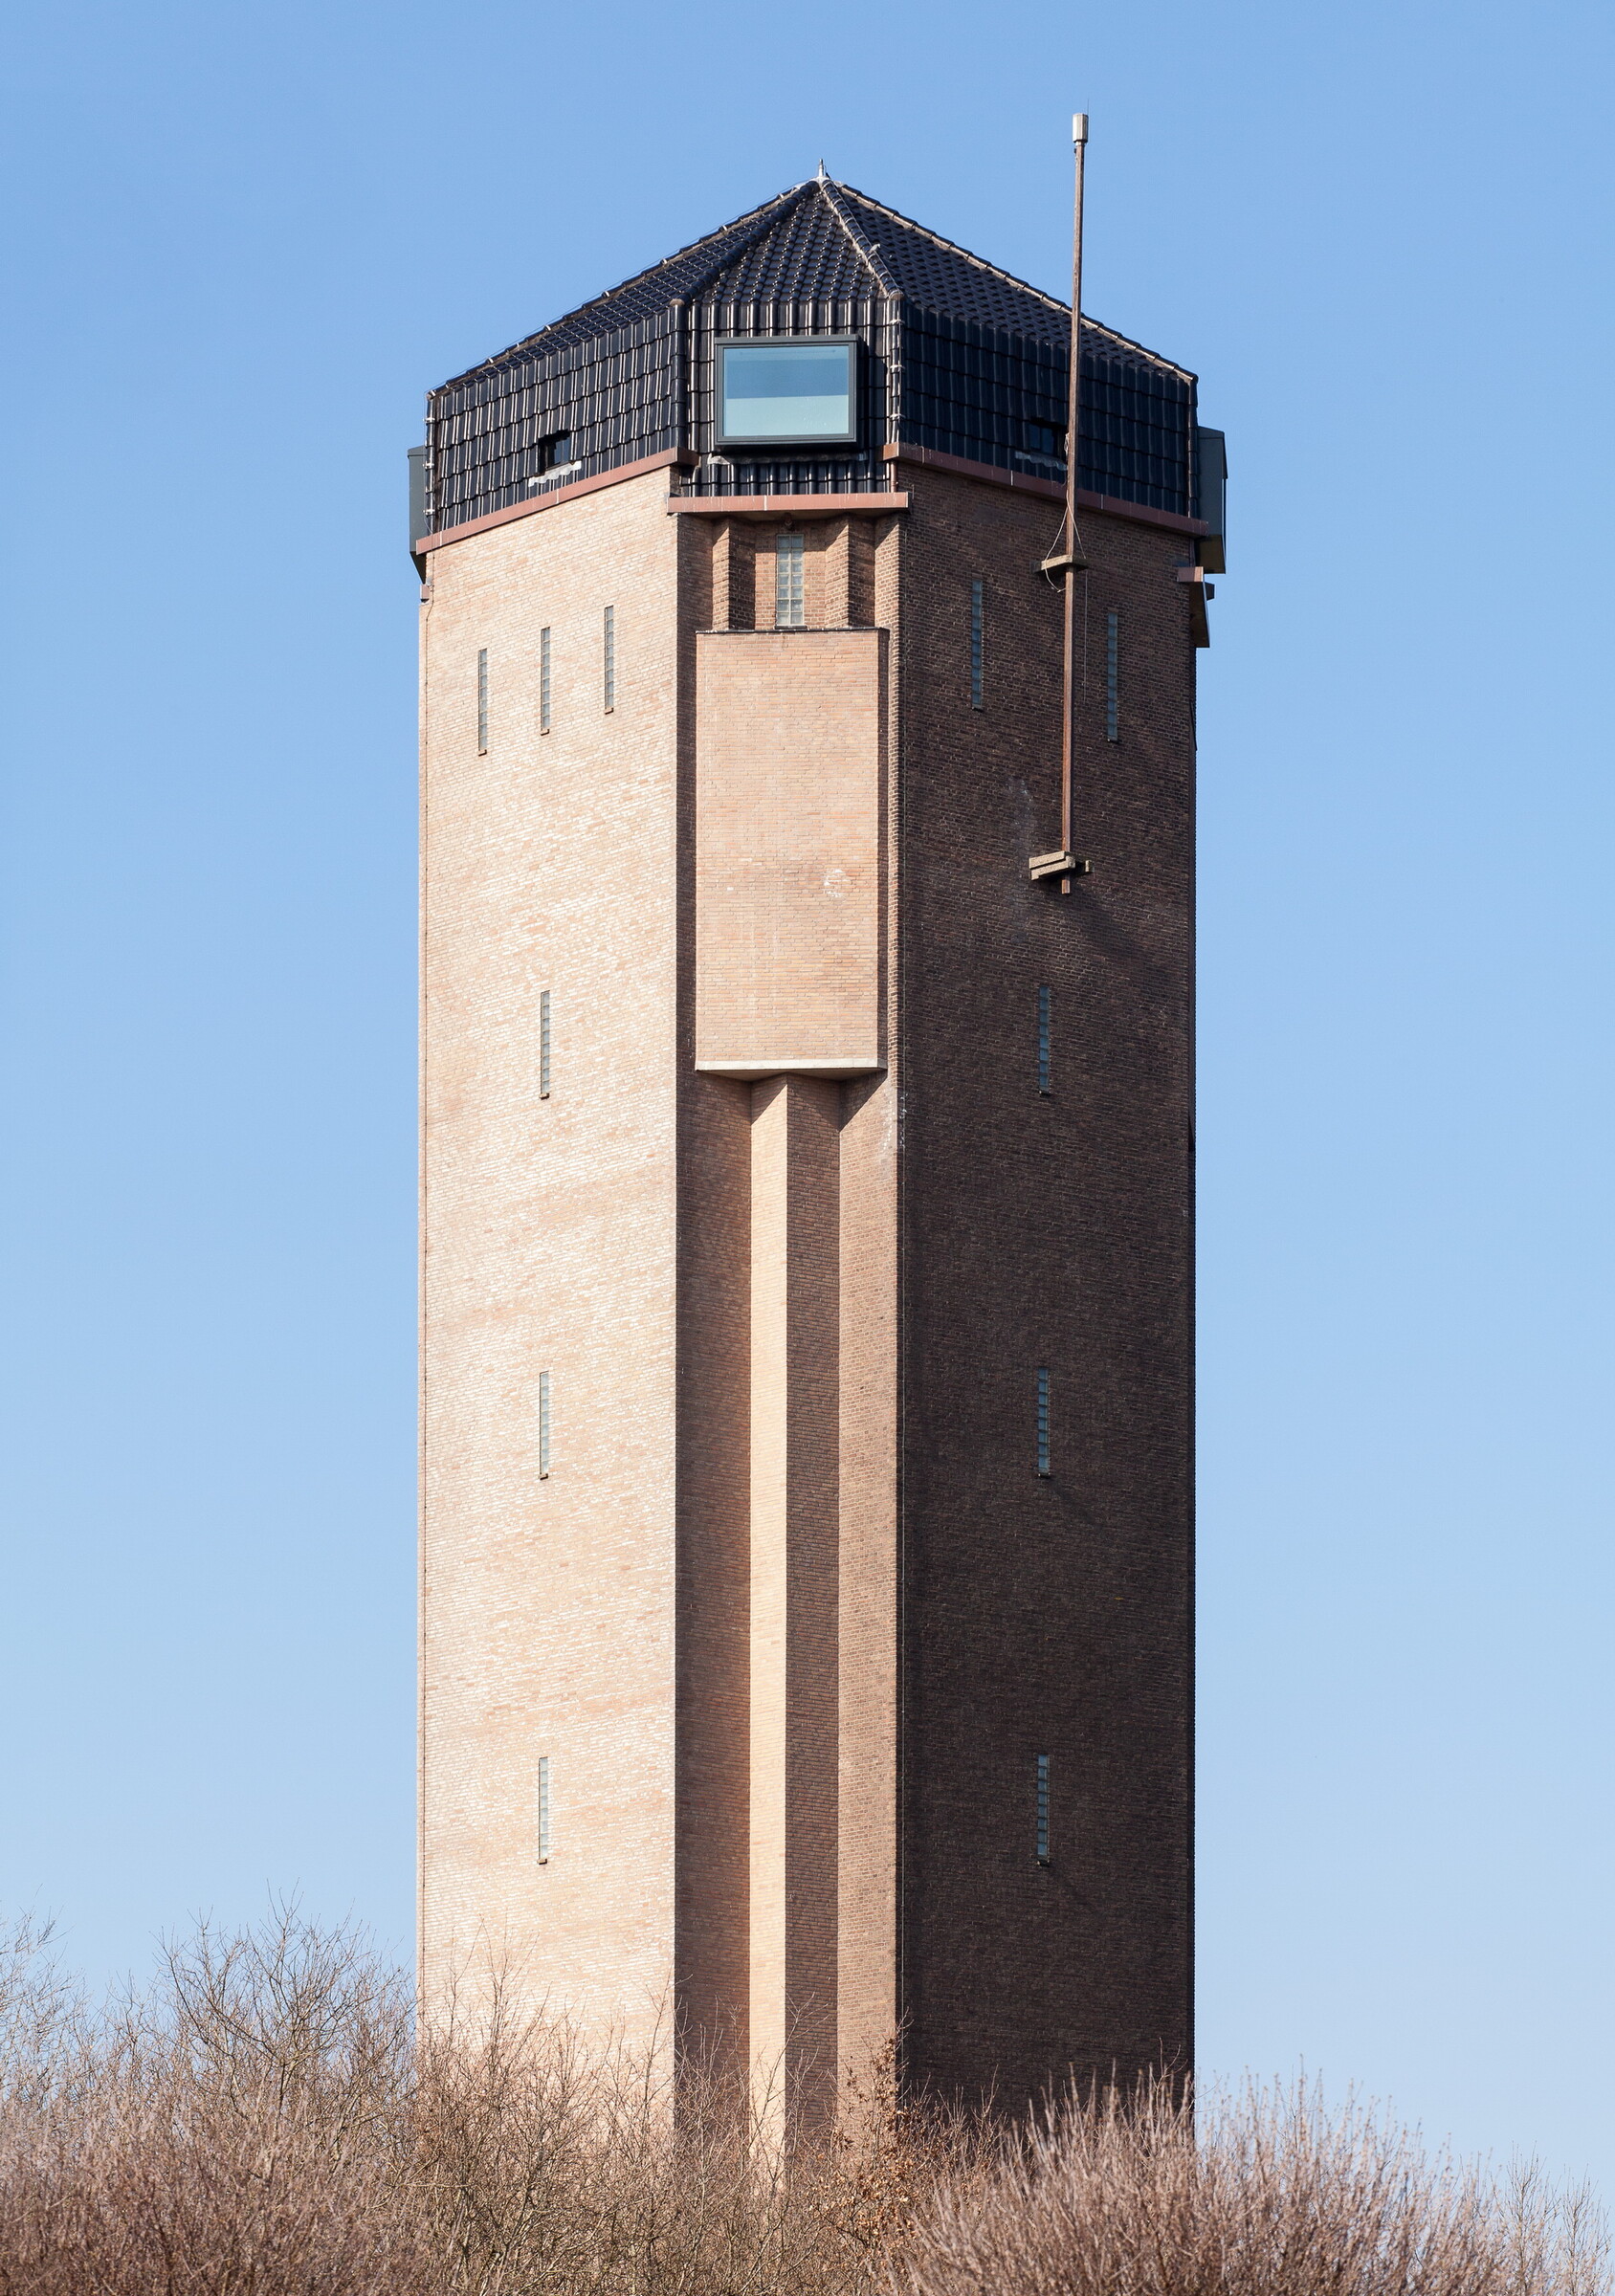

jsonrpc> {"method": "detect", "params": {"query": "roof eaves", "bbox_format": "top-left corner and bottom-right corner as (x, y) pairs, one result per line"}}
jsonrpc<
(1078, 314), (1196, 387)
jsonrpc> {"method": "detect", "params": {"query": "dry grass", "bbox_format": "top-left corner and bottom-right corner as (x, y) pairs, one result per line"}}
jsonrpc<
(0, 1908), (1601, 2296)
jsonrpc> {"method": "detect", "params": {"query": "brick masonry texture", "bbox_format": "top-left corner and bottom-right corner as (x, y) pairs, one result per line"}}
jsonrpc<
(895, 472), (1194, 2109)
(695, 629), (883, 1075)
(419, 472), (683, 2045)
(420, 457), (1192, 2109)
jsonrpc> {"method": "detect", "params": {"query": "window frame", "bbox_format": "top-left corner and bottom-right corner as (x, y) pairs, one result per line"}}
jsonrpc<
(714, 335), (861, 451)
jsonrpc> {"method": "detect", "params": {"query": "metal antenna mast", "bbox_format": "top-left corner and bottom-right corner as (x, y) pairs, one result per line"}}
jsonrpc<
(1030, 112), (1092, 892)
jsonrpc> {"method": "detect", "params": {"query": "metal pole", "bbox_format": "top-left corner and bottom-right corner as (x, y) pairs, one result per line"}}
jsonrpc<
(1028, 113), (1095, 890)
(1059, 111), (1088, 887)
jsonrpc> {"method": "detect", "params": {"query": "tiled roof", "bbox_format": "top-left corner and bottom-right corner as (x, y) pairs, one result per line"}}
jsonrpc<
(436, 177), (1190, 390)
(442, 188), (807, 383)
(830, 182), (1188, 378)
(703, 180), (883, 304)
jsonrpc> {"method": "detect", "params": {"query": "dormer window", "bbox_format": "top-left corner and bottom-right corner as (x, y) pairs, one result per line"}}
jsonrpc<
(715, 339), (858, 448)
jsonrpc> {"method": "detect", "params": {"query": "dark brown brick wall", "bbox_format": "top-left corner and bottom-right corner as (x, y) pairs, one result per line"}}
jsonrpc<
(895, 471), (1195, 2109)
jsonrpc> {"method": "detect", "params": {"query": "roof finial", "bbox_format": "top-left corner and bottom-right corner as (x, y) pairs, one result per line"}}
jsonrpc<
(817, 158), (827, 182)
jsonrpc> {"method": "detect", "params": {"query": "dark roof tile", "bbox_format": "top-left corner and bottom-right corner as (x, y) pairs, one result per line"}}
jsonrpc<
(435, 177), (1191, 391)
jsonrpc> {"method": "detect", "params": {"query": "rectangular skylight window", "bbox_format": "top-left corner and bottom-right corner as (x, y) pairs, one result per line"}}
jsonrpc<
(716, 339), (857, 448)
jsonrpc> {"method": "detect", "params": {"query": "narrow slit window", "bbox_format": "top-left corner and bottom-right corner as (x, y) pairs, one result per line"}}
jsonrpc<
(540, 628), (552, 734)
(1035, 1753), (1051, 1865)
(539, 1370), (551, 1479)
(539, 989), (551, 1099)
(970, 578), (984, 708)
(776, 531), (805, 629)
(1036, 1368), (1051, 1477)
(1037, 985), (1051, 1095)
(476, 648), (489, 755)
(603, 607), (615, 712)
(1105, 610), (1119, 742)
(537, 1755), (551, 1863)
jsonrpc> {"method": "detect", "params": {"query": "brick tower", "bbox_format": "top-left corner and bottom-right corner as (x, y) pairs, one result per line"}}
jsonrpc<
(415, 171), (1222, 2111)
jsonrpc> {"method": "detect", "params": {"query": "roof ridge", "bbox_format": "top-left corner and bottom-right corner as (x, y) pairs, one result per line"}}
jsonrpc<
(669, 178), (822, 307)
(815, 178), (901, 298)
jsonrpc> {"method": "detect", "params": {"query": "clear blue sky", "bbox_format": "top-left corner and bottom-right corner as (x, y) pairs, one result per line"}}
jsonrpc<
(3, 0), (1611, 2191)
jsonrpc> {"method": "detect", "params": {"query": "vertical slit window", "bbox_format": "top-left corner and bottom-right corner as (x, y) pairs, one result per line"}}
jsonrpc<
(776, 532), (805, 629)
(1036, 1368), (1051, 1477)
(970, 578), (984, 708)
(539, 1371), (551, 1480)
(539, 989), (551, 1100)
(1035, 1754), (1051, 1865)
(1037, 985), (1051, 1095)
(537, 1755), (550, 1863)
(476, 648), (489, 755)
(540, 628), (552, 734)
(1105, 610), (1119, 742)
(603, 607), (615, 712)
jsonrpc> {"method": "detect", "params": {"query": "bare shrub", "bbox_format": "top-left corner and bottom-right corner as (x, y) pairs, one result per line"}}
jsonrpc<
(409, 1993), (967, 2293)
(891, 2074), (1609, 2296)
(0, 1902), (425, 2295)
(0, 1908), (957, 2295)
(0, 1911), (1601, 2296)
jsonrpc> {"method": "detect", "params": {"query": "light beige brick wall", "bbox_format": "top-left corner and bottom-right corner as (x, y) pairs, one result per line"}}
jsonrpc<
(419, 471), (681, 2044)
(694, 629), (884, 1078)
(422, 491), (904, 2095)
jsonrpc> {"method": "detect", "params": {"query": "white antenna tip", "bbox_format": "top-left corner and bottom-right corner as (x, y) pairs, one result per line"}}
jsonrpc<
(817, 157), (827, 181)
(1073, 112), (1089, 145)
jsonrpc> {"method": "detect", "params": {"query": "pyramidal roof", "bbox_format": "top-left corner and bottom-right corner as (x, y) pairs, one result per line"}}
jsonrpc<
(441, 175), (1189, 388)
